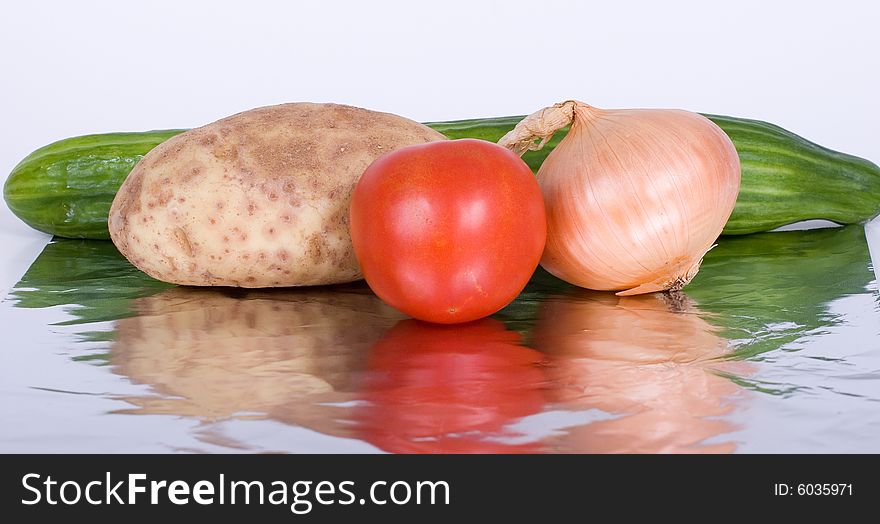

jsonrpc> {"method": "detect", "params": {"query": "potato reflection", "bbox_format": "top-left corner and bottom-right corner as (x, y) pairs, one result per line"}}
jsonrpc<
(111, 285), (403, 440)
(534, 291), (748, 454)
(356, 319), (547, 453)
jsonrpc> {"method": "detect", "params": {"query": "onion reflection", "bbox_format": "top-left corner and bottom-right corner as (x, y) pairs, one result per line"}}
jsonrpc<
(111, 285), (403, 441)
(534, 291), (749, 454)
(356, 319), (547, 453)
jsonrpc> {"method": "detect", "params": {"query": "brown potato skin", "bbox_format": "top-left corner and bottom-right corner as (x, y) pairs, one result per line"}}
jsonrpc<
(109, 103), (445, 287)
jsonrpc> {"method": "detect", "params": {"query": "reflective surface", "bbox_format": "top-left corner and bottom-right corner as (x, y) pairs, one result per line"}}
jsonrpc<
(2, 225), (879, 453)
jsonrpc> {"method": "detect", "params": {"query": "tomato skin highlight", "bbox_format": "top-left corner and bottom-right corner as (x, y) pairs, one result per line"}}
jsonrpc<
(349, 139), (547, 324)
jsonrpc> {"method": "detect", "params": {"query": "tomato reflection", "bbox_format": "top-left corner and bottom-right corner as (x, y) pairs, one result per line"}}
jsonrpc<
(356, 319), (547, 453)
(534, 291), (749, 454)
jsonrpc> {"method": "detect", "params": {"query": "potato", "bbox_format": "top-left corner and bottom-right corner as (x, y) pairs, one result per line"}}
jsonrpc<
(111, 284), (404, 438)
(109, 103), (445, 287)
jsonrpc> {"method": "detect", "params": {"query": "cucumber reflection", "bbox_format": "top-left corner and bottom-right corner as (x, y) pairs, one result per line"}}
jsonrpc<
(111, 285), (403, 441)
(534, 291), (750, 454)
(355, 319), (547, 453)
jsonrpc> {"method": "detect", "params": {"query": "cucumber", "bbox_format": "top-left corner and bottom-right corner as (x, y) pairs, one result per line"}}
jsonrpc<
(4, 130), (185, 239)
(5, 116), (879, 239)
(705, 115), (880, 234)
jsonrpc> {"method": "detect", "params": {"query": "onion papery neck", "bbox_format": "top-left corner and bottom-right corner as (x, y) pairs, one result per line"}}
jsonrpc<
(498, 100), (596, 156)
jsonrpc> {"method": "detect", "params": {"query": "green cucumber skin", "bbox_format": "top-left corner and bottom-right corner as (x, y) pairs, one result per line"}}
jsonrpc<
(703, 114), (880, 234)
(5, 115), (879, 239)
(4, 130), (185, 239)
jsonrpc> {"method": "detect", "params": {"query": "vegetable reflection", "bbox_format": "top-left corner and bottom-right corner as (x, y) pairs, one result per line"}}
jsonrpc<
(686, 225), (874, 359)
(355, 319), (547, 453)
(111, 285), (403, 440)
(7, 225), (875, 453)
(534, 291), (749, 453)
(11, 239), (171, 325)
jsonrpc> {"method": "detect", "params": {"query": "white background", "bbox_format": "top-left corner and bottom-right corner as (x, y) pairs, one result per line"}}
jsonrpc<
(1, 0), (879, 293)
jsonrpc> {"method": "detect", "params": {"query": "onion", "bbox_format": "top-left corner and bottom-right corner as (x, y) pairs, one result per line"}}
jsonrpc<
(499, 100), (740, 295)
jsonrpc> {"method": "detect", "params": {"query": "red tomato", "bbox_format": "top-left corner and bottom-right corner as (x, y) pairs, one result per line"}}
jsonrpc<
(349, 139), (546, 324)
(355, 318), (547, 453)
